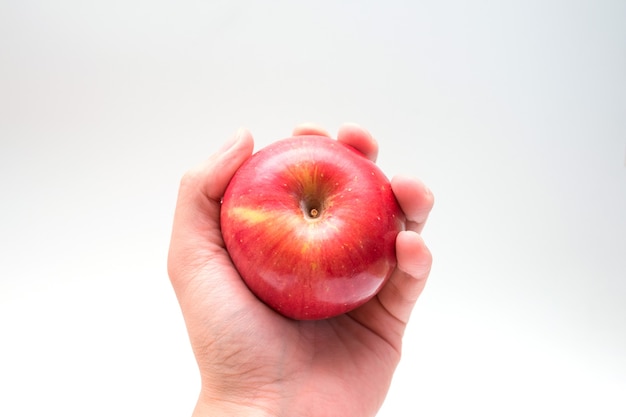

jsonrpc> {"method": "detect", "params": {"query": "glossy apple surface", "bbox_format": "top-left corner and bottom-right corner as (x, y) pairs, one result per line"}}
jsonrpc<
(220, 135), (405, 320)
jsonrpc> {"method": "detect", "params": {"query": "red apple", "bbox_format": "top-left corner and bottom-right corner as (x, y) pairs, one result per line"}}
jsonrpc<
(220, 135), (405, 320)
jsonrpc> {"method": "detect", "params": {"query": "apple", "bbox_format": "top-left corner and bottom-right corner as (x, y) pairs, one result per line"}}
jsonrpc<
(220, 135), (405, 320)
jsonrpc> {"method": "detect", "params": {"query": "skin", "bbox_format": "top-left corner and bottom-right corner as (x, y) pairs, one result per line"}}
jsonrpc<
(167, 123), (434, 417)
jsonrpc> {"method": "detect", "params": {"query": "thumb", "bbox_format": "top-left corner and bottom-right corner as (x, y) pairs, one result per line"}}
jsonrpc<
(168, 128), (254, 288)
(195, 128), (255, 201)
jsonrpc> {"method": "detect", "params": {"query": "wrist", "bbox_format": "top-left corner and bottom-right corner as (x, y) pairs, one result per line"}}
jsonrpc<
(192, 394), (278, 417)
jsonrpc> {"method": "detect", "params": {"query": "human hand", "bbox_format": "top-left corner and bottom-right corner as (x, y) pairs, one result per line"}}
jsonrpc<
(167, 123), (434, 417)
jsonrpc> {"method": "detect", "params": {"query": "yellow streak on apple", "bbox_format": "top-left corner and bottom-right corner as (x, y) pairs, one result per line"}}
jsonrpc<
(227, 206), (272, 225)
(301, 241), (309, 254)
(229, 197), (343, 277)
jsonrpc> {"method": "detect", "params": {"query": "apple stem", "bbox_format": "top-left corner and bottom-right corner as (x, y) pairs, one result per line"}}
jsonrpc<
(301, 197), (323, 220)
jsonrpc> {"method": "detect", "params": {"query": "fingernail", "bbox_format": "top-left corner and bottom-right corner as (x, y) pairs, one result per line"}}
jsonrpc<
(219, 128), (244, 153)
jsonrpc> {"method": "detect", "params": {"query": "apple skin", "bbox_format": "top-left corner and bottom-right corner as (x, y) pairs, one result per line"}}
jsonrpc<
(220, 135), (405, 320)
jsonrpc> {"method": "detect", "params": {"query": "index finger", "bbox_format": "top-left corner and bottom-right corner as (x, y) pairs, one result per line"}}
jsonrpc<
(292, 123), (379, 162)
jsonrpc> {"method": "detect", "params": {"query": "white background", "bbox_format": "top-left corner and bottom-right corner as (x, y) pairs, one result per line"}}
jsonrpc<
(1, 1), (625, 416)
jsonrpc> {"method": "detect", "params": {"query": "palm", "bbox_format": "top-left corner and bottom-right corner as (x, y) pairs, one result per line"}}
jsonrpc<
(179, 238), (412, 416)
(270, 316), (399, 416)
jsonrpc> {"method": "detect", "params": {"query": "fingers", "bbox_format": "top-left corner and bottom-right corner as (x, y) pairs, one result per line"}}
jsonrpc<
(391, 175), (434, 234)
(292, 123), (330, 137)
(347, 230), (432, 344)
(292, 122), (379, 162)
(376, 231), (432, 325)
(336, 123), (379, 162)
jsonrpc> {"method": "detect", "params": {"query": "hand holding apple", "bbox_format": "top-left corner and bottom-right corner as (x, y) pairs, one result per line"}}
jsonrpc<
(167, 123), (433, 417)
